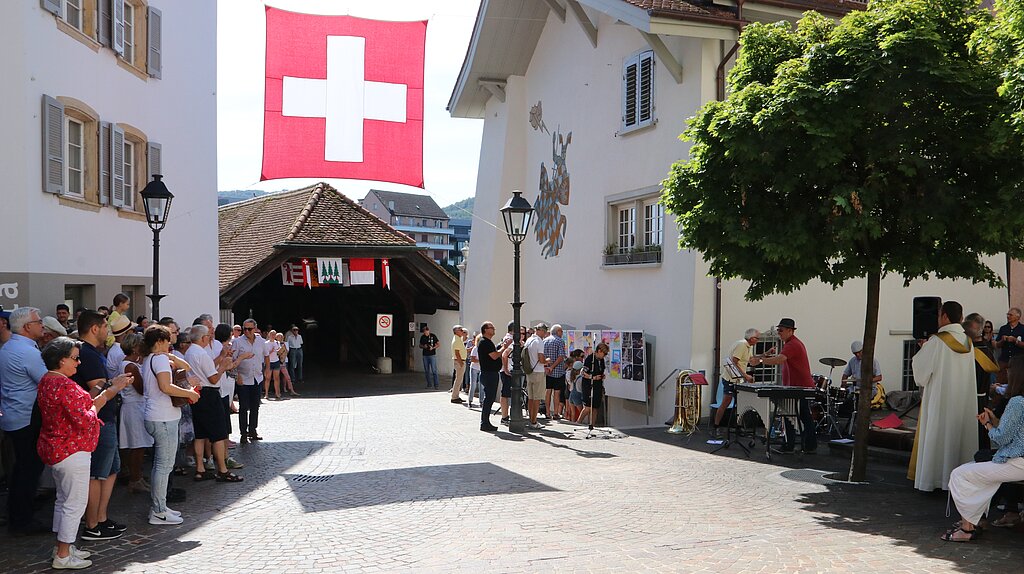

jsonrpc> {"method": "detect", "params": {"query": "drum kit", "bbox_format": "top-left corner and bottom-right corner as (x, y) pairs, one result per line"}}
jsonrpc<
(812, 357), (859, 439)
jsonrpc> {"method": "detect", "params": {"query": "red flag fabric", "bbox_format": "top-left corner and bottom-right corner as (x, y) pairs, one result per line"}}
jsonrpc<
(349, 258), (375, 285)
(263, 8), (426, 187)
(281, 262), (304, 286)
(302, 258), (313, 290)
(382, 258), (391, 290)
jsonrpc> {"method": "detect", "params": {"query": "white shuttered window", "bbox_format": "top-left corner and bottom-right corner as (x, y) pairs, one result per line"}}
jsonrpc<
(123, 140), (135, 209)
(65, 117), (84, 197)
(622, 50), (656, 133)
(121, 2), (134, 63)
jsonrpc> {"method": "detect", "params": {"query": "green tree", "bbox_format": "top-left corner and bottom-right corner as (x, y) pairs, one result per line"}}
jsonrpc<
(662, 0), (1024, 481)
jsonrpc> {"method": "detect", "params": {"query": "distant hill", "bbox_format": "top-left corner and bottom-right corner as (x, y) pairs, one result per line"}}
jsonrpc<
(443, 197), (474, 219)
(218, 189), (270, 206)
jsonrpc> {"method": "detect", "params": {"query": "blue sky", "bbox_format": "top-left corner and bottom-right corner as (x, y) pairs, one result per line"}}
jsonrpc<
(216, 0), (483, 207)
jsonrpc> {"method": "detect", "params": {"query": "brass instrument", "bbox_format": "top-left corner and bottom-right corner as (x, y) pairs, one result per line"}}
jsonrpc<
(667, 370), (702, 435)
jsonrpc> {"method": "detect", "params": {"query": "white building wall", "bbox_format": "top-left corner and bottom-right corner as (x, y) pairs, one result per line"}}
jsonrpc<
(0, 2), (218, 321)
(461, 9), (1010, 426)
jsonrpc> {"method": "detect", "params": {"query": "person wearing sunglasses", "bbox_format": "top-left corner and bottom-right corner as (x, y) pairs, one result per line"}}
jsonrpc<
(0, 307), (48, 536)
(38, 336), (131, 568)
(230, 319), (264, 443)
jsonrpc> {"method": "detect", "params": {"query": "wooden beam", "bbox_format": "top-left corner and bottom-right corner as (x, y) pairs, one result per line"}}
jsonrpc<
(478, 79), (506, 103)
(638, 30), (683, 84)
(541, 0), (566, 22)
(565, 0), (597, 48)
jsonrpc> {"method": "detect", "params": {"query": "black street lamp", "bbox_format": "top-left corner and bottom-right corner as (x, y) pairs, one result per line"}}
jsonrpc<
(500, 190), (534, 434)
(141, 174), (173, 321)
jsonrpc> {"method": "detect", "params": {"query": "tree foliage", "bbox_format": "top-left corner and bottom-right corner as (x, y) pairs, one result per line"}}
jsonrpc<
(662, 0), (1024, 301)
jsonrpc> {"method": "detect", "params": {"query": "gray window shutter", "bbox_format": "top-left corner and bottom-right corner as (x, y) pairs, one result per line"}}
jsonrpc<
(147, 6), (162, 79)
(99, 121), (112, 204)
(111, 125), (126, 207)
(99, 0), (112, 47)
(638, 52), (653, 124)
(147, 141), (162, 179)
(40, 0), (60, 16)
(112, 0), (125, 55)
(42, 95), (65, 195)
(622, 55), (638, 128)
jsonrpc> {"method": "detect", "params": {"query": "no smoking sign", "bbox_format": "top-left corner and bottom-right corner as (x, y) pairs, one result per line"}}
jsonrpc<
(376, 314), (393, 336)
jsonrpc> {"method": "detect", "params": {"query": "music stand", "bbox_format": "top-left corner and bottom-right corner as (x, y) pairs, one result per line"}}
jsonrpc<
(710, 361), (751, 456)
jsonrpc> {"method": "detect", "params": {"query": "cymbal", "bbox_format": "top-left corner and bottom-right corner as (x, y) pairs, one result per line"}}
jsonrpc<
(819, 357), (847, 367)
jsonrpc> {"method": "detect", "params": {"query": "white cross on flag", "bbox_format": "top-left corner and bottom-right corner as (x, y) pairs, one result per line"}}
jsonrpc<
(263, 8), (426, 187)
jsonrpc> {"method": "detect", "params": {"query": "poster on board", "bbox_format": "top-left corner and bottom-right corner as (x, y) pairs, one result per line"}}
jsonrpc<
(561, 329), (646, 401)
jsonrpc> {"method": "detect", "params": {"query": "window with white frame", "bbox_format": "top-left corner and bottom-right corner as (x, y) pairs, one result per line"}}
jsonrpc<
(65, 117), (84, 197)
(63, 0), (83, 31)
(122, 140), (135, 209)
(122, 2), (135, 65)
(621, 50), (655, 132)
(617, 207), (636, 253)
(644, 200), (664, 247)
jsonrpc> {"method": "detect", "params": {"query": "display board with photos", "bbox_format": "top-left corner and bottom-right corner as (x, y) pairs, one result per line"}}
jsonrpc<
(563, 329), (647, 401)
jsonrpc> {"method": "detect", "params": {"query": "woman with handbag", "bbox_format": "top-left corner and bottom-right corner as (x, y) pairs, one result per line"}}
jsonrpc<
(141, 325), (199, 526)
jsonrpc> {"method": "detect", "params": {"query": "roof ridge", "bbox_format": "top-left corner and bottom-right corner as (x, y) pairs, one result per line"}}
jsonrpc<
(285, 183), (328, 241)
(318, 185), (418, 245)
(217, 185), (319, 212)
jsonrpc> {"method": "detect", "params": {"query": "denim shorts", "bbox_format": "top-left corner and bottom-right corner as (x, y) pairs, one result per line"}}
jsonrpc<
(90, 422), (121, 479)
(269, 361), (282, 371)
(569, 390), (584, 406)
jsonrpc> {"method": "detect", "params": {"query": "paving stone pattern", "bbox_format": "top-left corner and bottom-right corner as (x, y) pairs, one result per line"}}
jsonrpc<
(0, 372), (1021, 573)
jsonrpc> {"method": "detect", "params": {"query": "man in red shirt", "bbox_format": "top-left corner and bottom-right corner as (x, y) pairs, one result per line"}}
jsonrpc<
(760, 318), (817, 453)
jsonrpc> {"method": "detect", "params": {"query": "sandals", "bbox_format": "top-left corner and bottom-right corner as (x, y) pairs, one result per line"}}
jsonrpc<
(215, 471), (244, 483)
(941, 526), (979, 542)
(193, 471), (215, 482)
(172, 467), (188, 476)
(990, 513), (1021, 528)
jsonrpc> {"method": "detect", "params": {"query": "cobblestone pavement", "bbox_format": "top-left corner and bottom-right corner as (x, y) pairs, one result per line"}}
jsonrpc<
(1, 371), (1021, 573)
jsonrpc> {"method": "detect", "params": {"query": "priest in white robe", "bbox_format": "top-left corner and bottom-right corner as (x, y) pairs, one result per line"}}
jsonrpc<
(910, 301), (978, 491)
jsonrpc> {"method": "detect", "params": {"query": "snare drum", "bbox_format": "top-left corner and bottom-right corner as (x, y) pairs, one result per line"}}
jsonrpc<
(812, 374), (831, 393)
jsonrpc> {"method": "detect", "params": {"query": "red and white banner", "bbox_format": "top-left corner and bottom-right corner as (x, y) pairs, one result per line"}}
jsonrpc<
(349, 258), (375, 285)
(281, 261), (305, 286)
(301, 258), (314, 290)
(382, 258), (391, 290)
(262, 8), (426, 187)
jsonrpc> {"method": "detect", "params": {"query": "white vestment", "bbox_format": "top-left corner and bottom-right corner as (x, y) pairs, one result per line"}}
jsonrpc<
(912, 323), (978, 491)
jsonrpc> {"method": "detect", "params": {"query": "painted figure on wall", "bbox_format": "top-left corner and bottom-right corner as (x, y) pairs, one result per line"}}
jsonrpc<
(535, 129), (572, 258)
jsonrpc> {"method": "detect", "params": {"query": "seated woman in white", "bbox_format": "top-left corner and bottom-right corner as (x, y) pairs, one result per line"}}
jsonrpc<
(944, 355), (1024, 542)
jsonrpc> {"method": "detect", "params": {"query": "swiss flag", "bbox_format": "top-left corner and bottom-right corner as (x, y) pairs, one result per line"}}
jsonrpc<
(262, 8), (426, 187)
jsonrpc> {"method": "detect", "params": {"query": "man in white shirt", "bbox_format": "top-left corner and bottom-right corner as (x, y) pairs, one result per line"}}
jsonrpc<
(524, 324), (548, 429)
(231, 319), (266, 443)
(285, 325), (304, 384)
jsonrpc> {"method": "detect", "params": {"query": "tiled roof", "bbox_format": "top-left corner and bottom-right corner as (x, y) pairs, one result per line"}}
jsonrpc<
(218, 183), (415, 292)
(622, 0), (865, 21)
(367, 189), (449, 220)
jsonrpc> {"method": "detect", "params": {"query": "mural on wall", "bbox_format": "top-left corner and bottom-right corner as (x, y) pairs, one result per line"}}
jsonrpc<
(534, 127), (572, 258)
(529, 101), (549, 134)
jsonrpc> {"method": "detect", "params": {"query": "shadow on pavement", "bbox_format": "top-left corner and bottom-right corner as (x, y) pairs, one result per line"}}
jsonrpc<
(295, 367), (452, 399)
(0, 439), (330, 573)
(629, 425), (1024, 573)
(284, 462), (560, 512)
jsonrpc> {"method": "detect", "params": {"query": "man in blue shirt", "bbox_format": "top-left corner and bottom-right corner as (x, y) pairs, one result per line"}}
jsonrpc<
(0, 307), (48, 535)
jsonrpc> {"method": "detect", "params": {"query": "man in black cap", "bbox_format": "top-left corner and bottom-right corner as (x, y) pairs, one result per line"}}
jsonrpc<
(759, 318), (817, 453)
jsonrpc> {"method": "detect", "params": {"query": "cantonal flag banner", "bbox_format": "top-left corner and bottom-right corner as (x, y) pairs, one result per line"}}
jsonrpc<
(280, 262), (304, 286)
(349, 258), (375, 285)
(317, 258), (344, 285)
(262, 8), (426, 187)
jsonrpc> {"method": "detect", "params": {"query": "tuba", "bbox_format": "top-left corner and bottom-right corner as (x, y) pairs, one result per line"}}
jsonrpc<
(667, 370), (702, 435)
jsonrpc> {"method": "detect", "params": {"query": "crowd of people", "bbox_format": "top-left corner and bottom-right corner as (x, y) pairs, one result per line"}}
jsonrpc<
(0, 294), (305, 569)
(422, 321), (606, 433)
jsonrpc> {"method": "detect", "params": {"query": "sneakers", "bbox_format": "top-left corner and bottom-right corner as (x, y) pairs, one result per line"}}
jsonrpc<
(51, 544), (91, 560)
(164, 507), (182, 517)
(527, 422), (543, 430)
(500, 417), (510, 426)
(149, 510), (184, 525)
(204, 458), (216, 471)
(226, 457), (244, 470)
(80, 523), (123, 541)
(52, 552), (92, 570)
(480, 423), (498, 432)
(98, 519), (127, 533)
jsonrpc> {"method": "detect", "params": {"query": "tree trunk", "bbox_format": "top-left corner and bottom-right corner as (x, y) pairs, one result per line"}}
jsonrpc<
(849, 268), (881, 482)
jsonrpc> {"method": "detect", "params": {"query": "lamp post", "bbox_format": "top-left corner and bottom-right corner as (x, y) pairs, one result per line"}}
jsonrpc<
(140, 174), (174, 321)
(500, 190), (534, 434)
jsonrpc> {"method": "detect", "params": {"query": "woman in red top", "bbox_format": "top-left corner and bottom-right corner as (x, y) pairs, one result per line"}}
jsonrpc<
(37, 337), (131, 570)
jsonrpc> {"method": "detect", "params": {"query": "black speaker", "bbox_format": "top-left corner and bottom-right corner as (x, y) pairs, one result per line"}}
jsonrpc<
(913, 297), (942, 340)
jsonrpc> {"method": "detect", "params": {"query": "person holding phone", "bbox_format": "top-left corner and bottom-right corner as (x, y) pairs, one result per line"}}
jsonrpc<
(578, 343), (609, 426)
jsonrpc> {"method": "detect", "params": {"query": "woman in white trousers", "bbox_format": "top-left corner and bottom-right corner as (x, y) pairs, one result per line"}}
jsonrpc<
(944, 355), (1024, 542)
